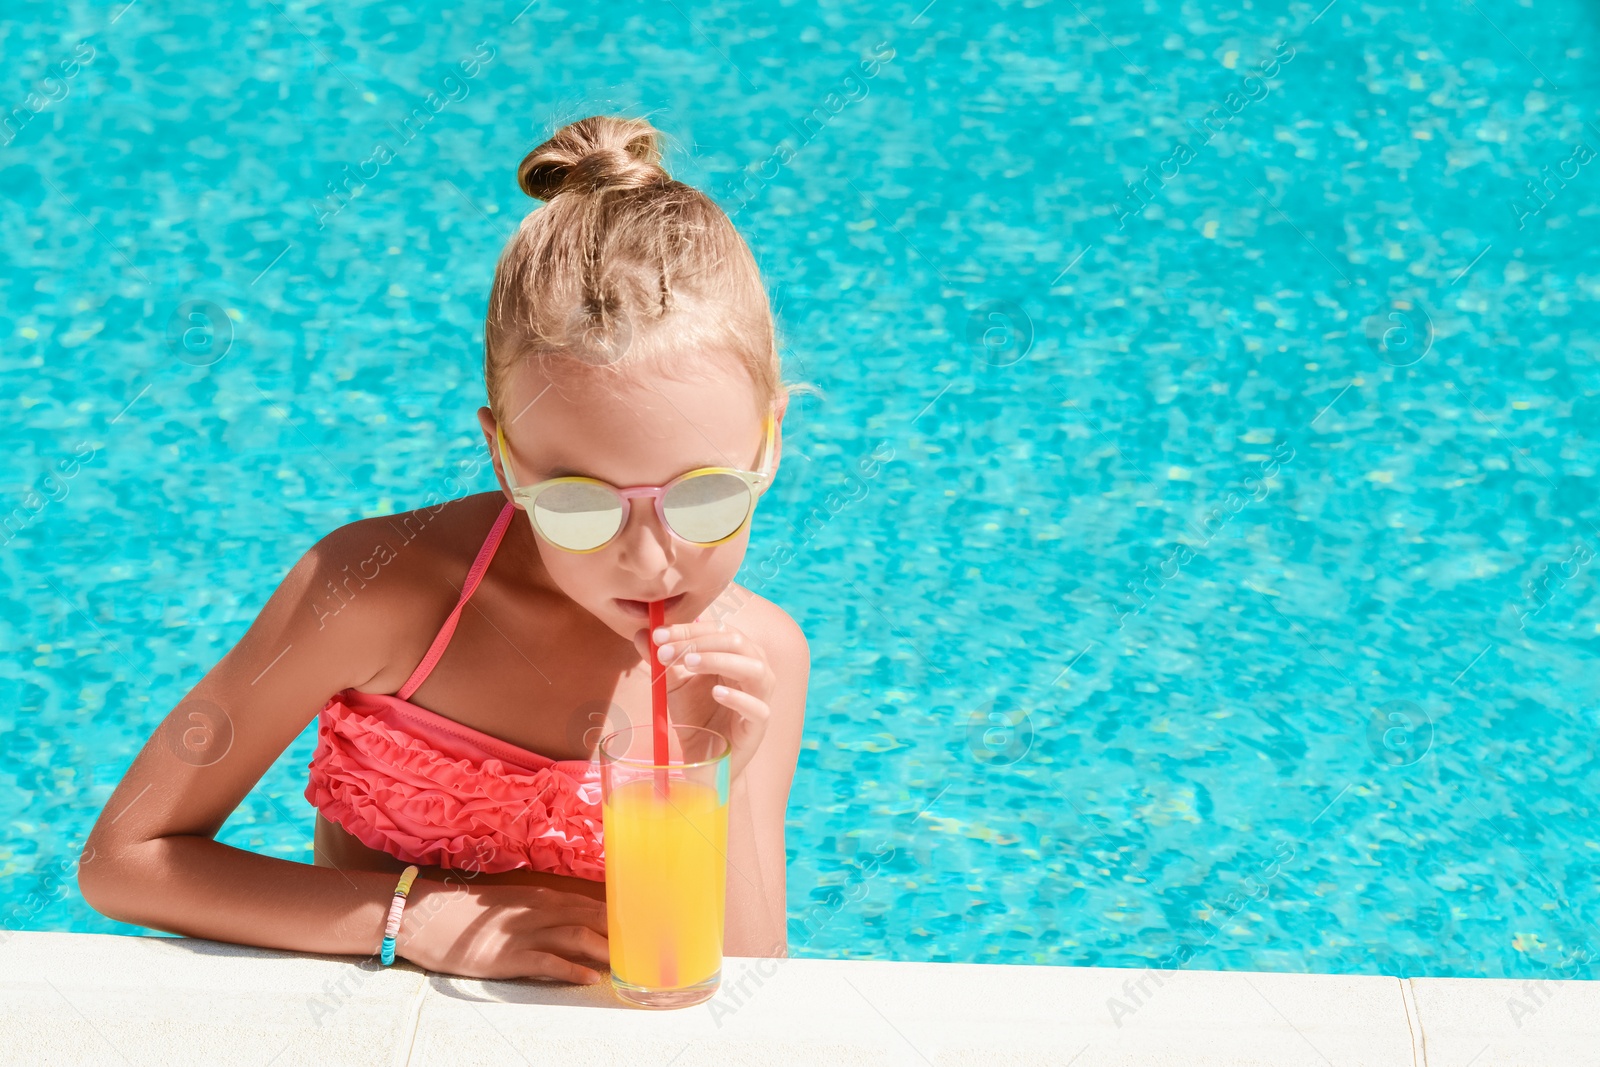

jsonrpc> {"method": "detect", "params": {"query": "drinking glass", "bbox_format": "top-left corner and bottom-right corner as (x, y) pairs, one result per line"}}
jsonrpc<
(599, 723), (730, 1009)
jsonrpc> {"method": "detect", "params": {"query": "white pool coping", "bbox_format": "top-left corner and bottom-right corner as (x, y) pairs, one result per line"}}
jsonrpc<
(0, 931), (1595, 1065)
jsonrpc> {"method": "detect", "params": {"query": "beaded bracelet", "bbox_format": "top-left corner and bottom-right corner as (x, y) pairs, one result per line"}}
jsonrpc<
(380, 865), (420, 966)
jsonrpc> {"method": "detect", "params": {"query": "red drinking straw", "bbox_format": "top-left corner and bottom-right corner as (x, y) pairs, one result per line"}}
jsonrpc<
(647, 599), (670, 800)
(646, 599), (677, 988)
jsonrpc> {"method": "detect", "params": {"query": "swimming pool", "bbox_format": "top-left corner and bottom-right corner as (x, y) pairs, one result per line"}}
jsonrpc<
(3, 0), (1597, 983)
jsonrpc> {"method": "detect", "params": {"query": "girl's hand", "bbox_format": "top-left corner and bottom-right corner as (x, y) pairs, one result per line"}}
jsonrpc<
(633, 617), (776, 782)
(398, 879), (609, 983)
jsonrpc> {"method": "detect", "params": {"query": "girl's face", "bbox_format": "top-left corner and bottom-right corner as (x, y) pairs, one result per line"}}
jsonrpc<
(478, 358), (784, 642)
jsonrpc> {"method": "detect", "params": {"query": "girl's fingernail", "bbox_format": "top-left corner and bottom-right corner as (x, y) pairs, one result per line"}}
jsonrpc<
(685, 652), (701, 668)
(713, 684), (728, 697)
(652, 627), (670, 642)
(657, 644), (674, 661)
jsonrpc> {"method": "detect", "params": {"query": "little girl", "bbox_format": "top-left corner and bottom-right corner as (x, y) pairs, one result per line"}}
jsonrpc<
(79, 115), (811, 984)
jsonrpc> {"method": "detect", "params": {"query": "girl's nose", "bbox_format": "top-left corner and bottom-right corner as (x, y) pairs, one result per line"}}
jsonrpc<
(614, 499), (673, 575)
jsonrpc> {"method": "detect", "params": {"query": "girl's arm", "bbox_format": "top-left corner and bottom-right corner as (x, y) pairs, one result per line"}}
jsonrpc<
(77, 519), (607, 981)
(78, 521), (418, 951)
(721, 609), (809, 957)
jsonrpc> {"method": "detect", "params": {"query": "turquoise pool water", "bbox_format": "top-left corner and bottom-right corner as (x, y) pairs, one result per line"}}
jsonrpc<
(3, 0), (1598, 982)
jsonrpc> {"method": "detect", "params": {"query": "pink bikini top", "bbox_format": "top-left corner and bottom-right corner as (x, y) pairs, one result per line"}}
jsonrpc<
(303, 500), (605, 881)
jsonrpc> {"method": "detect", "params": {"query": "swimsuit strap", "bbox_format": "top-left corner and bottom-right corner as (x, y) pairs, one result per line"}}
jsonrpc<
(396, 500), (518, 701)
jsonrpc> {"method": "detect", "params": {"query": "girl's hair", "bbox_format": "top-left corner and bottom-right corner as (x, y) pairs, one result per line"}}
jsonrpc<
(485, 115), (798, 423)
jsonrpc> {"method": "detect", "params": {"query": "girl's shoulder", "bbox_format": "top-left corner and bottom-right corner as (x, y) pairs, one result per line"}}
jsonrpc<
(710, 582), (810, 678)
(300, 493), (508, 690)
(325, 490), (508, 565)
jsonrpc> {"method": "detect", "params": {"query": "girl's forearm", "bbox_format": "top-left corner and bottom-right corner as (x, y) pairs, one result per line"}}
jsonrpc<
(723, 775), (788, 957)
(80, 835), (403, 957)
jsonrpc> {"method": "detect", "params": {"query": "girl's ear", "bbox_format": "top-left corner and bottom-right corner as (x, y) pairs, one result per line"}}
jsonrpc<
(477, 406), (514, 502)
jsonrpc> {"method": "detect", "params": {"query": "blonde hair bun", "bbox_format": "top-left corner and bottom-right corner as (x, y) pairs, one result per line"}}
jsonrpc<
(518, 115), (669, 200)
(487, 113), (812, 419)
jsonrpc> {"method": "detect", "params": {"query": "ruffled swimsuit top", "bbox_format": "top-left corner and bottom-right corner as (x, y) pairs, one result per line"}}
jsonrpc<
(303, 500), (605, 881)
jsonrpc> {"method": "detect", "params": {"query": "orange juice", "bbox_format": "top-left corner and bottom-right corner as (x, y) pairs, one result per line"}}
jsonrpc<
(603, 777), (728, 991)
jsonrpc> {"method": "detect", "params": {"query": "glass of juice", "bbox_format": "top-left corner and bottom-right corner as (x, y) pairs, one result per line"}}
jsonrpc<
(599, 723), (730, 1009)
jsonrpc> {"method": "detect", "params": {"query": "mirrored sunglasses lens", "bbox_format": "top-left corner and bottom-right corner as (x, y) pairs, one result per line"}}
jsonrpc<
(532, 482), (624, 551)
(663, 473), (752, 543)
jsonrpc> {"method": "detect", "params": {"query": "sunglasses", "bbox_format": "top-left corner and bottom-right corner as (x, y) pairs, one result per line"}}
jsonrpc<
(495, 413), (777, 553)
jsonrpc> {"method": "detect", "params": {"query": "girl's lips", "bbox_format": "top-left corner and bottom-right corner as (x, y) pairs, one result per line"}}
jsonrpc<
(614, 592), (687, 618)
